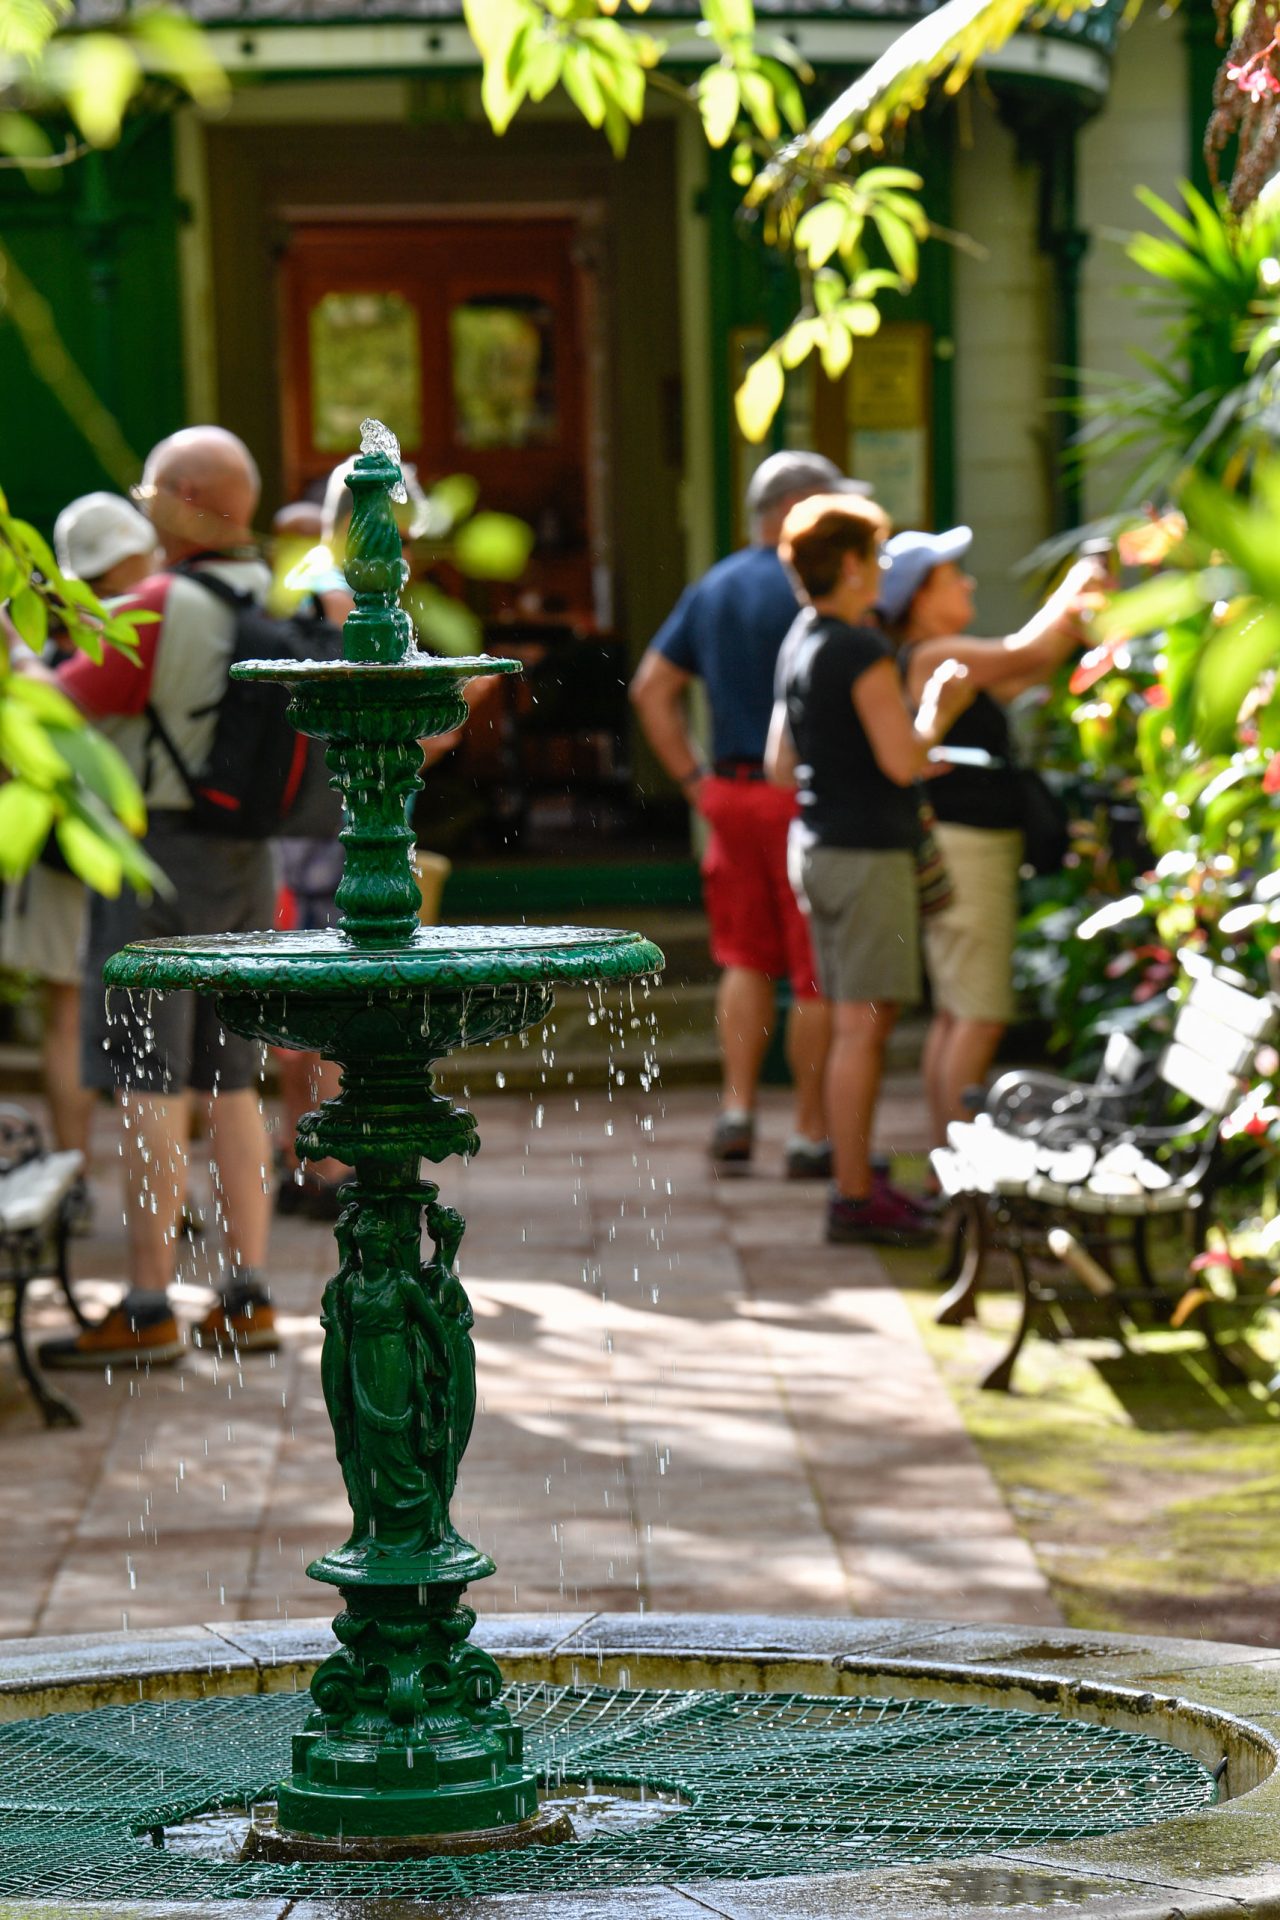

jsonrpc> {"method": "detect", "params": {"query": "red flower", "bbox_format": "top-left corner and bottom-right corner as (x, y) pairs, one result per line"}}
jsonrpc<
(1263, 754), (1280, 794)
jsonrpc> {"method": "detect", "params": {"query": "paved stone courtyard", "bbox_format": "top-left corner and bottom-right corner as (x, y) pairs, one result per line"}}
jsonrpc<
(1, 1079), (1056, 1639)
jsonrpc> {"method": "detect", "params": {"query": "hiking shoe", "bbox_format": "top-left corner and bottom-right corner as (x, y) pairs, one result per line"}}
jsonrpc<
(709, 1113), (754, 1172)
(786, 1137), (832, 1181)
(193, 1295), (279, 1354)
(826, 1190), (937, 1247)
(41, 1300), (184, 1370)
(873, 1167), (940, 1222)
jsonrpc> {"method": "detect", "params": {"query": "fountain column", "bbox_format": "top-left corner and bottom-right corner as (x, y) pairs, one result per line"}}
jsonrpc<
(103, 423), (661, 1851)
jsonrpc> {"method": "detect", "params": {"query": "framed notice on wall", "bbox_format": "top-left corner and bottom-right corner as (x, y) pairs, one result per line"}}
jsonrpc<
(846, 322), (932, 530)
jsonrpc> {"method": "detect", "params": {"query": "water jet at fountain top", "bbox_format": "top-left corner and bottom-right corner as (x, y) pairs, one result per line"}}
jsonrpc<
(102, 420), (663, 1849)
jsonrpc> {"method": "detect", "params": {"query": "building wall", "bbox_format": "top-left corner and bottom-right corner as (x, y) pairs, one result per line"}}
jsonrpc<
(1078, 6), (1193, 518)
(200, 104), (684, 675)
(949, 92), (1051, 635)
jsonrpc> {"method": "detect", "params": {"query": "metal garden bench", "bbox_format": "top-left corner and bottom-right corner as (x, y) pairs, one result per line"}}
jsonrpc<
(931, 968), (1279, 1391)
(0, 1104), (87, 1427)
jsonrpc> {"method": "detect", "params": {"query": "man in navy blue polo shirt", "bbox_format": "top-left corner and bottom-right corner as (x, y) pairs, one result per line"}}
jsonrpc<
(630, 451), (867, 1176)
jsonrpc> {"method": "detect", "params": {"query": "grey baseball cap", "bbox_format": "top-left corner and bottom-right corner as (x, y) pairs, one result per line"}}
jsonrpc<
(875, 526), (973, 624)
(745, 451), (870, 519)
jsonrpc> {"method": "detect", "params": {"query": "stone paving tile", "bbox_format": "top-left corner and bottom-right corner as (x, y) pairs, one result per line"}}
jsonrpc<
(0, 1083), (1055, 1635)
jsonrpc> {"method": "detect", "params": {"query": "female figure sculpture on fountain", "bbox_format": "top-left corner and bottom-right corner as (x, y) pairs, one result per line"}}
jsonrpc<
(321, 1200), (455, 1556)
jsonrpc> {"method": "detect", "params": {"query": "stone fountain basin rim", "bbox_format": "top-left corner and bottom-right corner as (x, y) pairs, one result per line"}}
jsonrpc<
(102, 926), (666, 995)
(4, 1611), (1280, 1918)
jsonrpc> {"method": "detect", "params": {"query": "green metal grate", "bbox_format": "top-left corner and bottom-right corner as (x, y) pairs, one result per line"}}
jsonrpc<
(0, 1685), (1216, 1901)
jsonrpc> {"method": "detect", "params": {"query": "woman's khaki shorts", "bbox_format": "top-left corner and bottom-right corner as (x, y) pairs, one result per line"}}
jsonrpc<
(924, 823), (1023, 1023)
(789, 839), (921, 1006)
(0, 866), (86, 988)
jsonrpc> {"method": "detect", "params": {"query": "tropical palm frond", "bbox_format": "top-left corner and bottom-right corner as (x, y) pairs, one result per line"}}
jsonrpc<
(750, 0), (1103, 200)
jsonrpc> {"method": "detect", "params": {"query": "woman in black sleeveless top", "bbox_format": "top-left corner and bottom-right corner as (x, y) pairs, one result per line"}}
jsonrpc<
(877, 530), (1104, 1149)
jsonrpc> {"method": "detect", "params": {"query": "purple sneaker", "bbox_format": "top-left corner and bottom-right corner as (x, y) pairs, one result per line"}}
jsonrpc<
(826, 1189), (937, 1247)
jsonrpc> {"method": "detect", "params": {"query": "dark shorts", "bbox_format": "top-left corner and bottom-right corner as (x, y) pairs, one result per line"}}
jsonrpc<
(83, 821), (275, 1097)
(697, 776), (820, 998)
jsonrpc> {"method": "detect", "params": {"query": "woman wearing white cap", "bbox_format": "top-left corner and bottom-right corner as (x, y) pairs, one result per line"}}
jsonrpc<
(0, 494), (157, 1202)
(877, 530), (1105, 1149)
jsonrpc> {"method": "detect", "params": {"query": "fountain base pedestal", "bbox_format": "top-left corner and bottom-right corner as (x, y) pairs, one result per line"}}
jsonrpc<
(248, 1803), (571, 1861)
(275, 1580), (540, 1841)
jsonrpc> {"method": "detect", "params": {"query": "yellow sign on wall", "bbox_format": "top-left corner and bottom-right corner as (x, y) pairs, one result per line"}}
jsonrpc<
(847, 322), (931, 529)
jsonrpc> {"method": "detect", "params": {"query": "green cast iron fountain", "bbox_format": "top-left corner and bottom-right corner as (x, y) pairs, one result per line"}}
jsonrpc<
(103, 421), (663, 1854)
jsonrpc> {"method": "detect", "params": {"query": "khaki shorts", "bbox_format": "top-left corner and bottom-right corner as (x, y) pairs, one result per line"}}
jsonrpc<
(0, 866), (86, 987)
(790, 838), (920, 1007)
(924, 823), (1023, 1023)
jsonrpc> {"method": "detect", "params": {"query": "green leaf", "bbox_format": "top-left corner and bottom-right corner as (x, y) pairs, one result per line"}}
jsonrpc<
(871, 206), (918, 283)
(55, 810), (124, 897)
(795, 198), (847, 269)
(1091, 568), (1221, 641)
(757, 56), (805, 133)
(522, 34), (563, 101)
(820, 318), (853, 381)
(0, 112), (53, 163)
(47, 724), (147, 835)
(427, 473), (481, 533)
(9, 587), (47, 650)
(698, 65), (739, 148)
(560, 43), (606, 126)
(840, 299), (881, 337)
(607, 47), (646, 124)
(0, 696), (70, 787)
(812, 266), (845, 316)
(65, 34), (141, 146)
(465, 0), (535, 131)
(702, 0), (754, 45)
(1195, 606), (1280, 755)
(857, 165), (924, 192)
(403, 582), (483, 657)
(735, 350), (785, 443)
(778, 316), (824, 369)
(0, 782), (56, 880)
(131, 8), (230, 109)
(739, 69), (780, 141)
(453, 512), (535, 580)
(7, 676), (82, 730)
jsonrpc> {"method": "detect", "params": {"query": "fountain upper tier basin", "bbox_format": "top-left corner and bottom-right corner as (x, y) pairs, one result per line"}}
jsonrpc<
(102, 925), (665, 998)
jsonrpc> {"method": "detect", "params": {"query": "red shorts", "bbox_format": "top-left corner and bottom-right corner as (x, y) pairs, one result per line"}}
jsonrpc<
(697, 775), (820, 998)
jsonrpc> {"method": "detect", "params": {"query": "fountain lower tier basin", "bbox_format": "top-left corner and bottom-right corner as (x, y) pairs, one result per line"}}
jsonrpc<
(2, 1612), (1278, 1917)
(101, 925), (665, 1072)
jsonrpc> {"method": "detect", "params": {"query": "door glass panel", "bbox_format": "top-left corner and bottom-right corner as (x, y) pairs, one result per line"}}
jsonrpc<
(310, 291), (421, 454)
(450, 296), (557, 449)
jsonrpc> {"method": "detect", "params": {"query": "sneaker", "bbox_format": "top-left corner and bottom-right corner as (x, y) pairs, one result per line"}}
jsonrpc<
(786, 1138), (833, 1181)
(709, 1113), (754, 1172)
(193, 1294), (279, 1354)
(41, 1300), (184, 1370)
(826, 1190), (937, 1247)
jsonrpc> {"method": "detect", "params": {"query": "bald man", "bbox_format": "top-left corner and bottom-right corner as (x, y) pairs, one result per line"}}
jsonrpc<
(43, 427), (278, 1370)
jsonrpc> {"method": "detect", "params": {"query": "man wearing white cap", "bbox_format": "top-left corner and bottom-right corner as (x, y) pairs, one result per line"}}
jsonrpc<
(53, 492), (158, 595)
(0, 495), (158, 1204)
(630, 452), (866, 1178)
